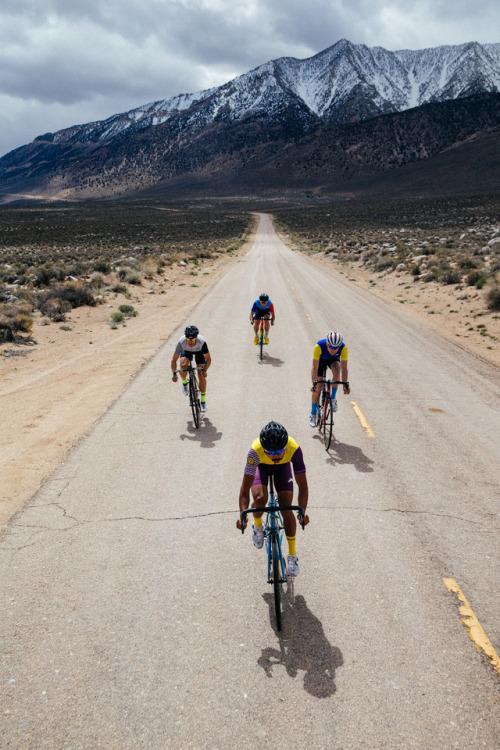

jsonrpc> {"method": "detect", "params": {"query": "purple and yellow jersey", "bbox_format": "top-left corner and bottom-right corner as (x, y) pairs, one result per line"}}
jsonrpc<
(313, 339), (348, 362)
(244, 436), (306, 477)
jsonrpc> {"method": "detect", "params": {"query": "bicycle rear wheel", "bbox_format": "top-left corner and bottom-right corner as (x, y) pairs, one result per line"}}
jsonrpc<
(271, 535), (282, 631)
(323, 397), (333, 449)
(189, 374), (200, 428)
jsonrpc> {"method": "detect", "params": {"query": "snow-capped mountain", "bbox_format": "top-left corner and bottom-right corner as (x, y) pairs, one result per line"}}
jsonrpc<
(1, 39), (499, 201)
(46, 39), (500, 147)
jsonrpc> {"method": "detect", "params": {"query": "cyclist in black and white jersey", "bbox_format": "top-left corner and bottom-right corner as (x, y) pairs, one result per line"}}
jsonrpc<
(171, 325), (211, 412)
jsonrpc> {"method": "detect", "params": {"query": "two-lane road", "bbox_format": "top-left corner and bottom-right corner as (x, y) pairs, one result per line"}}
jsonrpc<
(1, 214), (499, 748)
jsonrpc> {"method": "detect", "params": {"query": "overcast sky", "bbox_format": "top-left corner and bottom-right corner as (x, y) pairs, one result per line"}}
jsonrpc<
(0, 0), (498, 157)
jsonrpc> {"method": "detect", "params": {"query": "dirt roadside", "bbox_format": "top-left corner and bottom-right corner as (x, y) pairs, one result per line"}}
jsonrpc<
(0, 239), (253, 529)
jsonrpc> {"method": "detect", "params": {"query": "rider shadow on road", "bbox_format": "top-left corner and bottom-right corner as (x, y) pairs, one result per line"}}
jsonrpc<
(258, 354), (284, 367)
(313, 434), (374, 473)
(179, 418), (222, 448)
(259, 589), (343, 698)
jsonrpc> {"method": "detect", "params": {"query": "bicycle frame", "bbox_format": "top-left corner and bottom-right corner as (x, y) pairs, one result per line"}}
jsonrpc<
(264, 477), (286, 585)
(252, 315), (271, 360)
(313, 379), (349, 449)
(240, 476), (305, 631)
(173, 364), (205, 428)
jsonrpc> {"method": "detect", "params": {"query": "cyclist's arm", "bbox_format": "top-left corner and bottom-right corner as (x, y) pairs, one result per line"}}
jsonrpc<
(238, 473), (254, 513)
(340, 359), (350, 393)
(294, 471), (310, 525)
(270, 303), (275, 323)
(237, 473), (255, 529)
(203, 351), (211, 373)
(171, 352), (179, 380)
(311, 357), (321, 389)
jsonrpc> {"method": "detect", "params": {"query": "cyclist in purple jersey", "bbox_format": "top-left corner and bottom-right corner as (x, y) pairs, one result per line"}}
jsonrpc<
(237, 421), (309, 576)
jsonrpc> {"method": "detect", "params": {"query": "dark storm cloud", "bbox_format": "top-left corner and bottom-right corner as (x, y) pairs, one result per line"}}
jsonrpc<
(0, 0), (498, 156)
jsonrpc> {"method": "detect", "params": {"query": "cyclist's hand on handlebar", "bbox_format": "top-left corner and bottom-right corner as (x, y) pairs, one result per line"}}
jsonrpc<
(236, 517), (248, 530)
(172, 373), (178, 382)
(298, 512), (310, 527)
(343, 383), (350, 395)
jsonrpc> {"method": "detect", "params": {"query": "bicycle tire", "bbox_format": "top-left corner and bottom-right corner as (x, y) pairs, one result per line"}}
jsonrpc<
(317, 390), (325, 431)
(272, 535), (282, 631)
(189, 374), (200, 428)
(323, 397), (333, 449)
(259, 329), (264, 361)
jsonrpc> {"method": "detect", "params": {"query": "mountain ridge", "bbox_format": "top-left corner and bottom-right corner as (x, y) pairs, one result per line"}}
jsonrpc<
(1, 39), (499, 202)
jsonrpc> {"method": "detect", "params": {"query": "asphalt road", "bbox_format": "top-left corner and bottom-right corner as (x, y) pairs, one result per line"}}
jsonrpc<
(2, 213), (499, 749)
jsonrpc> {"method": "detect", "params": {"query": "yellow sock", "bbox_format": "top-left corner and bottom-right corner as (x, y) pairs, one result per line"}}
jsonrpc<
(286, 536), (296, 555)
(253, 515), (263, 527)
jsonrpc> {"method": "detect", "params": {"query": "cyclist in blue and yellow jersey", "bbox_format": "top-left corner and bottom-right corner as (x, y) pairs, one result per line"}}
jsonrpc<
(250, 293), (275, 345)
(171, 325), (211, 413)
(310, 331), (350, 427)
(237, 421), (309, 577)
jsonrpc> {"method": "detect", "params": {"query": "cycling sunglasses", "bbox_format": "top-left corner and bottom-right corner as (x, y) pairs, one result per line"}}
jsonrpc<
(186, 337), (197, 342)
(264, 448), (285, 456)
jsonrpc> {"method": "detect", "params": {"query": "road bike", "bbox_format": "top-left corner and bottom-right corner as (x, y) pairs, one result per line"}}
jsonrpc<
(240, 475), (305, 631)
(173, 364), (205, 428)
(313, 379), (349, 450)
(251, 316), (271, 361)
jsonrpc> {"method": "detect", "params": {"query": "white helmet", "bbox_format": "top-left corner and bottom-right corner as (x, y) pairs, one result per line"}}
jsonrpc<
(326, 331), (343, 348)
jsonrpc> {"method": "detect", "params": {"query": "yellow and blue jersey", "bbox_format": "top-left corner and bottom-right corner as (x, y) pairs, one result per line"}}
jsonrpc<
(313, 339), (348, 362)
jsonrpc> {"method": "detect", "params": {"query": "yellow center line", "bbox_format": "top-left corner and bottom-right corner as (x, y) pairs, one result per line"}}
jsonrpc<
(351, 401), (375, 437)
(297, 297), (302, 303)
(291, 286), (295, 290)
(306, 314), (312, 323)
(443, 578), (500, 675)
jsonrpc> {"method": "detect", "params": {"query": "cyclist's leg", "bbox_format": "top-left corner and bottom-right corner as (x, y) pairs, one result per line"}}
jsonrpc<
(275, 466), (296, 548)
(250, 466), (269, 517)
(312, 360), (327, 408)
(179, 354), (191, 394)
(195, 353), (206, 391)
(179, 354), (190, 378)
(329, 360), (341, 408)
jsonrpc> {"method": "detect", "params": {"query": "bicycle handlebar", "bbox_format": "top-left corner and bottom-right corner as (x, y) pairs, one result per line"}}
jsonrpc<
(240, 505), (305, 533)
(172, 365), (205, 375)
(313, 379), (349, 388)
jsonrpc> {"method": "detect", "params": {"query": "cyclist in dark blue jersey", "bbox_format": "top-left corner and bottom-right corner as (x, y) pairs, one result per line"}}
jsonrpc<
(250, 293), (275, 345)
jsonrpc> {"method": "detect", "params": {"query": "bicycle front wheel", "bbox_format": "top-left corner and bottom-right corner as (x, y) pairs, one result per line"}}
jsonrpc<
(189, 375), (200, 428)
(323, 397), (333, 450)
(259, 331), (264, 361)
(271, 535), (282, 631)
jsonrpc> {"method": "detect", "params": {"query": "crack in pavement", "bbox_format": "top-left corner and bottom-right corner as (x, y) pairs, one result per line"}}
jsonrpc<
(8, 505), (498, 532)
(315, 505), (499, 529)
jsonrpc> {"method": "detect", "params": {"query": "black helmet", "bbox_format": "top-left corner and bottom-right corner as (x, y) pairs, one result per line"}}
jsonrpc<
(260, 421), (288, 452)
(259, 293), (269, 302)
(184, 325), (199, 339)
